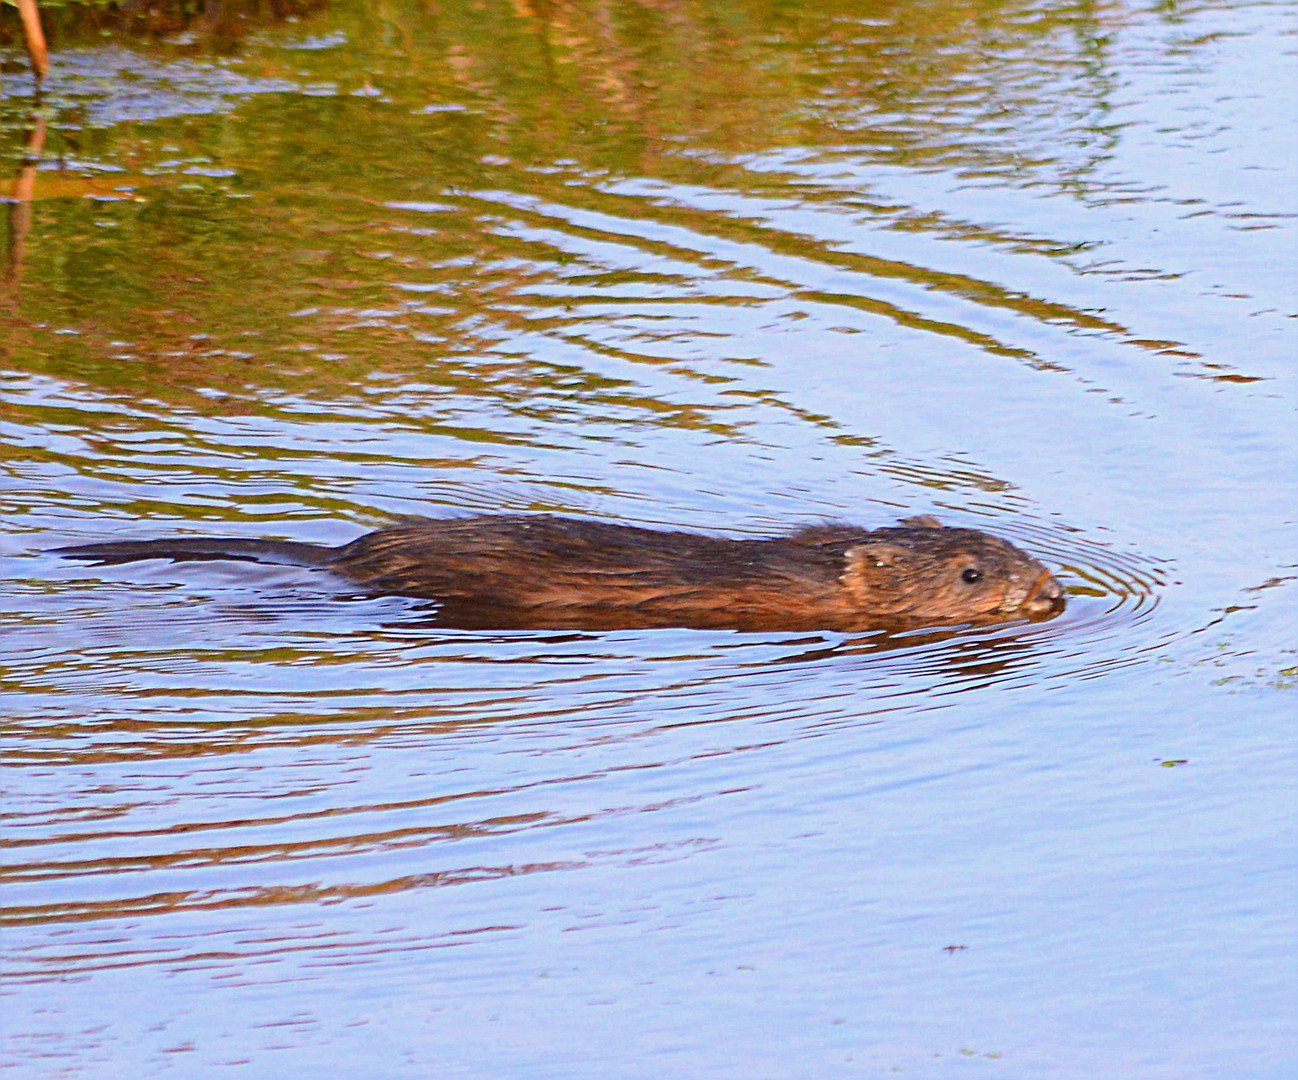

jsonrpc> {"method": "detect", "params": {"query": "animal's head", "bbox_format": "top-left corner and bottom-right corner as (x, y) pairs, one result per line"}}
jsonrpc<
(841, 516), (1066, 625)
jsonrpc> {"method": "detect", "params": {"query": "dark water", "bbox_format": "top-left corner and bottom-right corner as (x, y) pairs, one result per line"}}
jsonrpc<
(2, 1), (1295, 1076)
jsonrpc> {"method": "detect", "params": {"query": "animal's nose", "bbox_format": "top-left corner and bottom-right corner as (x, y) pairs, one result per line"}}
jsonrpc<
(1025, 569), (1066, 613)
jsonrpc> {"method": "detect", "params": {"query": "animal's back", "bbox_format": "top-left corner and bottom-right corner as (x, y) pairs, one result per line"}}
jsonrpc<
(331, 515), (850, 629)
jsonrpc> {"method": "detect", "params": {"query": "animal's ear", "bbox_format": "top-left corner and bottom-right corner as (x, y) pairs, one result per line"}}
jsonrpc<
(843, 543), (912, 592)
(899, 514), (943, 528)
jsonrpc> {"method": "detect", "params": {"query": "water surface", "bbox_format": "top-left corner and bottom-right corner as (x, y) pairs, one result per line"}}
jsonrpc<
(2, 1), (1295, 1077)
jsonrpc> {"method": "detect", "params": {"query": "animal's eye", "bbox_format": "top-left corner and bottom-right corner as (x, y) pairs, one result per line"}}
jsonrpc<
(960, 567), (983, 585)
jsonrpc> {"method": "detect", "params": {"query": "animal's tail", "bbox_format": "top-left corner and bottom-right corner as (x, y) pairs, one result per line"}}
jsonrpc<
(49, 536), (339, 567)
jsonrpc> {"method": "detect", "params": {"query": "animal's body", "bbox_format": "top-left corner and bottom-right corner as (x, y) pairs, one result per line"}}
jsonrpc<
(52, 513), (1066, 631)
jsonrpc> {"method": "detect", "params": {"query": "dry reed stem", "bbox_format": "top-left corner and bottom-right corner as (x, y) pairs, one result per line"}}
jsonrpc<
(15, 0), (49, 80)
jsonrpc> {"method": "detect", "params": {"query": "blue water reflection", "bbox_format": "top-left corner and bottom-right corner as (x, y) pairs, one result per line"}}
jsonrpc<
(2, 0), (1295, 1076)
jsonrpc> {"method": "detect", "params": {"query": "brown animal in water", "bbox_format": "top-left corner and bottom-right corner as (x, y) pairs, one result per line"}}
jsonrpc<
(52, 513), (1066, 632)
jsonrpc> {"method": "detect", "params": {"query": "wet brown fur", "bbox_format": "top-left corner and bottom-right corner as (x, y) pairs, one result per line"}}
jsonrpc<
(54, 513), (1066, 631)
(327, 513), (1065, 630)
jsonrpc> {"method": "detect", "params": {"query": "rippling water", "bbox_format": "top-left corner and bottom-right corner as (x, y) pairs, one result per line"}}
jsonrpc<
(2, 1), (1295, 1077)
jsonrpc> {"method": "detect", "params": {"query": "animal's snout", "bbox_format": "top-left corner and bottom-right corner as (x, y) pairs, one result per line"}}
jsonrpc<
(1024, 569), (1066, 615)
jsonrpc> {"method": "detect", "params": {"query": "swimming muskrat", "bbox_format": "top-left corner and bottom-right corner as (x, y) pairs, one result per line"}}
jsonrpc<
(52, 513), (1066, 632)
